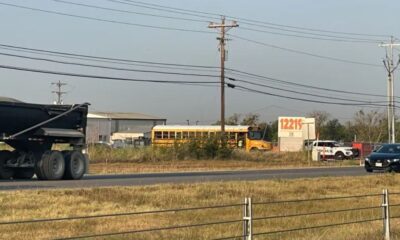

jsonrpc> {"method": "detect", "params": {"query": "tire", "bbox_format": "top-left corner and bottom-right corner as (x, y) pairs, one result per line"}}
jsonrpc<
(13, 168), (35, 179)
(366, 168), (373, 173)
(334, 152), (345, 160)
(63, 151), (86, 180)
(35, 151), (65, 180)
(250, 148), (258, 152)
(0, 150), (14, 179)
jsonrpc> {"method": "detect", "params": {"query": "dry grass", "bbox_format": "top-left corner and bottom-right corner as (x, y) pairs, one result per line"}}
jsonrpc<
(1, 174), (400, 239)
(88, 147), (360, 174)
(89, 159), (359, 174)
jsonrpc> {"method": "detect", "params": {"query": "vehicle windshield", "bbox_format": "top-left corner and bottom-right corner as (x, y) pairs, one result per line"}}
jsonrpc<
(376, 145), (400, 154)
(248, 131), (262, 140)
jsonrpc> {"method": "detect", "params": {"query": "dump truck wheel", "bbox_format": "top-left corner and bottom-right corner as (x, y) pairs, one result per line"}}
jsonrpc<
(0, 150), (14, 179)
(63, 151), (85, 180)
(14, 168), (35, 179)
(35, 151), (65, 180)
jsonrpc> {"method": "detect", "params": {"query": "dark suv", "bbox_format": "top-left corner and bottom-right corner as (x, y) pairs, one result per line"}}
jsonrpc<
(365, 144), (400, 172)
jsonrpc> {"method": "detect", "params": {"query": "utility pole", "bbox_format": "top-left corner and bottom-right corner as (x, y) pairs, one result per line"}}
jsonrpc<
(380, 36), (400, 143)
(208, 16), (238, 139)
(51, 80), (67, 105)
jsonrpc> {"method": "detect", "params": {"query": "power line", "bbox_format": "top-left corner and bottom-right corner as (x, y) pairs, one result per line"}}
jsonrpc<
(0, 64), (220, 85)
(0, 52), (219, 78)
(228, 34), (382, 67)
(113, 0), (390, 38)
(106, 0), (218, 21)
(226, 68), (392, 98)
(54, 0), (209, 23)
(0, 45), (219, 73)
(0, 42), (391, 101)
(227, 76), (392, 104)
(239, 27), (382, 44)
(0, 43), (218, 69)
(0, 42), (389, 101)
(231, 84), (392, 108)
(0, 2), (213, 34)
(0, 2), (389, 71)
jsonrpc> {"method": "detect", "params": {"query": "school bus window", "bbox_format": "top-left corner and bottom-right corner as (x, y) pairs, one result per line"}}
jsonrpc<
(183, 132), (189, 139)
(155, 131), (162, 139)
(189, 131), (195, 138)
(202, 132), (208, 138)
(228, 132), (236, 140)
(169, 132), (176, 139)
(176, 132), (182, 139)
(162, 131), (169, 139)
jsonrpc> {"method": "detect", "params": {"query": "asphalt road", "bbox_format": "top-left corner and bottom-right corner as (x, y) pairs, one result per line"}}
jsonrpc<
(0, 166), (370, 191)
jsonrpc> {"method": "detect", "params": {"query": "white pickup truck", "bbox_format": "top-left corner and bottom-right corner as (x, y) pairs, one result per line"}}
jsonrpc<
(311, 140), (358, 160)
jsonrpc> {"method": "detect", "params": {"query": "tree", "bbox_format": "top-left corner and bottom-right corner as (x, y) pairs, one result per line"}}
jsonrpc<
(213, 113), (241, 125)
(240, 113), (260, 126)
(265, 120), (278, 142)
(351, 110), (386, 143)
(320, 119), (346, 140)
(226, 113), (241, 125)
(307, 111), (330, 138)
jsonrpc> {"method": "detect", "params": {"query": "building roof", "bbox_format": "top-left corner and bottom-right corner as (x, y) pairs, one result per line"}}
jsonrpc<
(88, 112), (166, 121)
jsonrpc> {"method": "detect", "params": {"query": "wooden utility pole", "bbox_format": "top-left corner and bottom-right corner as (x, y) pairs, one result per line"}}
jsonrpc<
(380, 36), (400, 143)
(208, 16), (238, 138)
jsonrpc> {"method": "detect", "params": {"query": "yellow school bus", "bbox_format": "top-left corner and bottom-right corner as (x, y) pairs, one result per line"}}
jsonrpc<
(151, 125), (272, 152)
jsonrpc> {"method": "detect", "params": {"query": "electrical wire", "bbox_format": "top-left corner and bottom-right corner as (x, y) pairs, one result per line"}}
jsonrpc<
(0, 43), (218, 69)
(227, 77), (392, 104)
(0, 43), (392, 103)
(0, 43), (392, 102)
(232, 84), (392, 108)
(54, 0), (209, 23)
(113, 0), (390, 38)
(0, 64), (220, 85)
(106, 0), (218, 21)
(0, 46), (220, 73)
(0, 2), (213, 34)
(226, 68), (393, 99)
(0, 52), (219, 78)
(0, 2), (388, 69)
(239, 27), (382, 43)
(228, 34), (382, 67)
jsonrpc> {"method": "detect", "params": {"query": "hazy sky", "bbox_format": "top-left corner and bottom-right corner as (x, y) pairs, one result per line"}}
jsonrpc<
(0, 0), (399, 124)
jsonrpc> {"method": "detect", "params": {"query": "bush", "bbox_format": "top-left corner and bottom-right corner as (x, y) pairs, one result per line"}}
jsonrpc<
(88, 138), (235, 163)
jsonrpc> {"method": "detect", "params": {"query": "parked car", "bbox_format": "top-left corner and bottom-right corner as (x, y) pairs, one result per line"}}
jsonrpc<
(365, 143), (400, 173)
(311, 140), (358, 160)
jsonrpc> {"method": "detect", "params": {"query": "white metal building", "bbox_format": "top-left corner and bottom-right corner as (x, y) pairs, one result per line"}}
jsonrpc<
(86, 112), (166, 144)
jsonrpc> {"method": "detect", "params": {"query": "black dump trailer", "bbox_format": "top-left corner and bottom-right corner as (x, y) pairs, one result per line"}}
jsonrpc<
(0, 97), (89, 180)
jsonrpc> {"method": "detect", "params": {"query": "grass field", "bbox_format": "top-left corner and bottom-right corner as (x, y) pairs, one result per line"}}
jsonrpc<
(88, 146), (361, 174)
(1, 174), (400, 239)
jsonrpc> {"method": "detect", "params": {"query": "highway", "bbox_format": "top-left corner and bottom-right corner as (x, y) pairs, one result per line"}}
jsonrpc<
(0, 166), (370, 191)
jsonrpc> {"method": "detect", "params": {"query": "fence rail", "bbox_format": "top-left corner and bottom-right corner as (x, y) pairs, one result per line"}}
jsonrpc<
(0, 203), (243, 225)
(2, 190), (399, 240)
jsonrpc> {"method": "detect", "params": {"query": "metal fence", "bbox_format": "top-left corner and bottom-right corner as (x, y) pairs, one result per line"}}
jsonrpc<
(2, 189), (400, 239)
